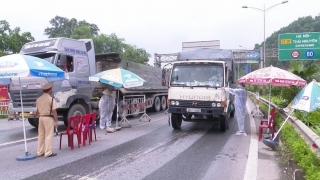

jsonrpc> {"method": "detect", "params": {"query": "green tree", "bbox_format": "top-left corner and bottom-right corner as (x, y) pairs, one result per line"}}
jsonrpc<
(0, 20), (34, 55)
(44, 16), (99, 38)
(92, 33), (150, 64)
(0, 20), (10, 55)
(121, 44), (150, 64)
(288, 61), (319, 82)
(44, 16), (151, 64)
(70, 24), (92, 39)
(92, 33), (124, 54)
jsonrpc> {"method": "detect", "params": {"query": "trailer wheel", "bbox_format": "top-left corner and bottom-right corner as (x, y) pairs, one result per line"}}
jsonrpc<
(65, 103), (87, 127)
(153, 96), (161, 112)
(220, 116), (227, 132)
(171, 113), (182, 129)
(160, 96), (167, 111)
(28, 118), (39, 128)
(131, 98), (140, 118)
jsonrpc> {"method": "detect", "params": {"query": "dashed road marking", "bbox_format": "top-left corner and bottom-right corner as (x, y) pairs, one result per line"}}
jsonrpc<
(243, 103), (258, 180)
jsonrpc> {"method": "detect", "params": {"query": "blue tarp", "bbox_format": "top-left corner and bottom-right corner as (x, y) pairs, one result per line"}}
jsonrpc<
(0, 78), (10, 85)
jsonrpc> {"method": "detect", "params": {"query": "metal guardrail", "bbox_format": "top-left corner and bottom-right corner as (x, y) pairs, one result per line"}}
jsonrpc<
(249, 91), (320, 154)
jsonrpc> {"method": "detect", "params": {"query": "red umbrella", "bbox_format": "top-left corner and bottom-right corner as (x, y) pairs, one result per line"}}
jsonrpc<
(238, 66), (307, 87)
(238, 66), (307, 124)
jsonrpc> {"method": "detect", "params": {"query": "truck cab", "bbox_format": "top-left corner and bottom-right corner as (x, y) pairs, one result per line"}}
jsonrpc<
(163, 48), (235, 131)
(9, 38), (97, 127)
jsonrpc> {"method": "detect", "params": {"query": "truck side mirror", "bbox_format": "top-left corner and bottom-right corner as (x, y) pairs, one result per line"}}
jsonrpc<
(227, 68), (234, 84)
(162, 69), (166, 79)
(162, 80), (167, 86)
(228, 73), (234, 84)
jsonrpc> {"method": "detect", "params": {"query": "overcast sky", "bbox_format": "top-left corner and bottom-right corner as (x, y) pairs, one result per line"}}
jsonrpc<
(2, 0), (320, 64)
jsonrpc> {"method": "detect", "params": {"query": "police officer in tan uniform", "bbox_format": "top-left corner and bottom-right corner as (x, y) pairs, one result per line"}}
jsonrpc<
(36, 82), (58, 157)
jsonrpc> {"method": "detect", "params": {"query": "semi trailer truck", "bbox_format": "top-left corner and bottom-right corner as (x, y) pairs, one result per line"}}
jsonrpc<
(8, 37), (168, 128)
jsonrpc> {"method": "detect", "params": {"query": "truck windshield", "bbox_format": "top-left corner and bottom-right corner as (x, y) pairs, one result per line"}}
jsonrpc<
(28, 53), (56, 64)
(170, 64), (224, 87)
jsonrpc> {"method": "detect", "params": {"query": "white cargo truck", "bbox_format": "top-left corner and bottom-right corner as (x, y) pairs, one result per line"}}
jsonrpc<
(159, 48), (235, 131)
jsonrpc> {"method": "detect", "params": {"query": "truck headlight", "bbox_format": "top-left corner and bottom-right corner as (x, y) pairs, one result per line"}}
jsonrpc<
(171, 101), (179, 105)
(211, 103), (216, 107)
(217, 103), (221, 107)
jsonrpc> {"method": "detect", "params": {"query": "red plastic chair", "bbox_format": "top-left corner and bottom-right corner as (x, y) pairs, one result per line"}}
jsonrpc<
(59, 115), (81, 150)
(88, 112), (97, 143)
(260, 108), (276, 125)
(258, 108), (276, 141)
(80, 114), (91, 147)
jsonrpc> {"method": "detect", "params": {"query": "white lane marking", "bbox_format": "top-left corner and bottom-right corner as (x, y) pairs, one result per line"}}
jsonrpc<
(0, 115), (168, 147)
(78, 131), (204, 180)
(132, 116), (167, 128)
(243, 103), (258, 180)
(0, 137), (38, 147)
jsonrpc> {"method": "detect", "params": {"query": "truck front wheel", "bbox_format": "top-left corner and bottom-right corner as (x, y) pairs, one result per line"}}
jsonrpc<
(171, 114), (182, 129)
(65, 103), (87, 127)
(28, 118), (39, 128)
(230, 104), (235, 117)
(161, 96), (167, 111)
(220, 116), (227, 132)
(230, 109), (235, 118)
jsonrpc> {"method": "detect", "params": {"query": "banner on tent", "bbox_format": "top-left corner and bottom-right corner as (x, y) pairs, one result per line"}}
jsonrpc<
(0, 101), (9, 116)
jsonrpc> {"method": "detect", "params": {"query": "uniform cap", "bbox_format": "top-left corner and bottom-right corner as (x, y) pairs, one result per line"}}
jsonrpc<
(42, 82), (53, 90)
(102, 89), (112, 95)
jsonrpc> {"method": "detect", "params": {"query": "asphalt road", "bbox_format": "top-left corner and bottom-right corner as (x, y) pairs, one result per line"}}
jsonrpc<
(0, 110), (251, 180)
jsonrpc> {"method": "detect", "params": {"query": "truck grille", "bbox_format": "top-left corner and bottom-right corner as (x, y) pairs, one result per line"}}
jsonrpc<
(172, 100), (213, 108)
(10, 90), (42, 108)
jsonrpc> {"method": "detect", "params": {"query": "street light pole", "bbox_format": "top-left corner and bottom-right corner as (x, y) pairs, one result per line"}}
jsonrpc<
(263, 4), (266, 69)
(242, 1), (288, 69)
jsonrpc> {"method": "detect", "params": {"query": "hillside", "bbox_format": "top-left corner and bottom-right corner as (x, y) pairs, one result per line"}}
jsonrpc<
(254, 15), (320, 69)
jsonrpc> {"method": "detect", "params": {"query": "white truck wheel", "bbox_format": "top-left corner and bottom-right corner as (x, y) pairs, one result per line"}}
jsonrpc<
(161, 96), (167, 111)
(66, 103), (86, 128)
(152, 96), (161, 112)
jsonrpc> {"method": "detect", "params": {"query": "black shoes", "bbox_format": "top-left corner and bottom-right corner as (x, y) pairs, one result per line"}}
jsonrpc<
(46, 153), (57, 157)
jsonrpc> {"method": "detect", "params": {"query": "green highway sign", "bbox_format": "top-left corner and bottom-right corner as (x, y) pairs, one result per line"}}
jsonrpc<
(278, 32), (320, 61)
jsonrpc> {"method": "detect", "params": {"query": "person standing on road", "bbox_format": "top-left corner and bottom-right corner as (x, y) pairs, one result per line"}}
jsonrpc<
(99, 89), (116, 133)
(223, 84), (248, 136)
(36, 82), (58, 157)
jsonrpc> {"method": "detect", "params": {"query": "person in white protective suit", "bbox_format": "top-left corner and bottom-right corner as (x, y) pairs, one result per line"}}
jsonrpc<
(99, 89), (116, 133)
(224, 84), (248, 136)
